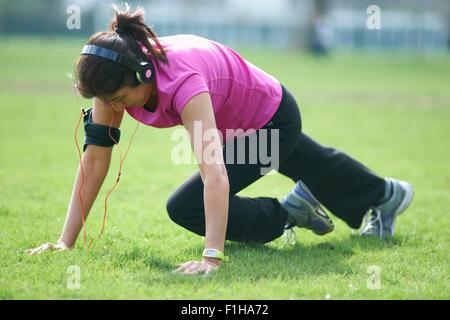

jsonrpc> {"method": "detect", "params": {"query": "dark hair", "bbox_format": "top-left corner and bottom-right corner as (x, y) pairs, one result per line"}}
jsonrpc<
(75, 4), (168, 99)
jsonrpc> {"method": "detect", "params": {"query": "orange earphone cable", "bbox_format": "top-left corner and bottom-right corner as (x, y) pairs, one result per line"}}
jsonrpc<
(74, 111), (88, 250)
(74, 106), (145, 252)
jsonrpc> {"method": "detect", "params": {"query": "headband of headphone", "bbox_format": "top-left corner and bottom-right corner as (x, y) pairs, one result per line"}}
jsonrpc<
(81, 44), (155, 84)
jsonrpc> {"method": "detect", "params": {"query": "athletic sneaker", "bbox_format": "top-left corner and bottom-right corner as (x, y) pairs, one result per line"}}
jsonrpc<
(360, 178), (414, 239)
(280, 180), (334, 235)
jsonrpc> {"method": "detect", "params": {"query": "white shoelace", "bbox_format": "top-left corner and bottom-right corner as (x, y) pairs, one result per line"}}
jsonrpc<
(283, 226), (297, 245)
(362, 207), (384, 239)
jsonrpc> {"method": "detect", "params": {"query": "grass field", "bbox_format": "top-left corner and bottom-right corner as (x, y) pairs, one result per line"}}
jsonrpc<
(0, 37), (449, 299)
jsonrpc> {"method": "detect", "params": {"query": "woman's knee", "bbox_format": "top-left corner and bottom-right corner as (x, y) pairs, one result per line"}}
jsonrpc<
(165, 192), (184, 224)
(166, 191), (206, 237)
(165, 187), (204, 226)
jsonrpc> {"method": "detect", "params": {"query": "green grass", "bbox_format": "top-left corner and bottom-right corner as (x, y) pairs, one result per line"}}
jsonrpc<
(0, 37), (449, 299)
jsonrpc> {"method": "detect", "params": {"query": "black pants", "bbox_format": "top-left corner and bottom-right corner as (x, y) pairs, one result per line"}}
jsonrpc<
(166, 85), (386, 243)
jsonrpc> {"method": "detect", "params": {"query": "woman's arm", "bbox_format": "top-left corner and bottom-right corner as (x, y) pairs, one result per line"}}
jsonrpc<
(26, 98), (124, 254)
(175, 92), (230, 275)
(58, 145), (113, 247)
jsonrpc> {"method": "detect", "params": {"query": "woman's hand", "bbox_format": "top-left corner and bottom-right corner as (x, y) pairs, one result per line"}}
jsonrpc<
(24, 241), (70, 256)
(175, 257), (221, 276)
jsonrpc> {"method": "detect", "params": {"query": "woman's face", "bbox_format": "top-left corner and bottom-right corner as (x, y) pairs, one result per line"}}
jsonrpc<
(104, 83), (151, 112)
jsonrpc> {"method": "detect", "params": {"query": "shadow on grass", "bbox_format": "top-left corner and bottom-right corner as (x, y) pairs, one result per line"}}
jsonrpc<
(111, 245), (174, 271)
(110, 233), (410, 281)
(0, 206), (10, 216)
(217, 235), (398, 279)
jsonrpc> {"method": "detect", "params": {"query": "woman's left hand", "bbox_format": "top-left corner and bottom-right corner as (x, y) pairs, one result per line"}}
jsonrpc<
(175, 257), (221, 276)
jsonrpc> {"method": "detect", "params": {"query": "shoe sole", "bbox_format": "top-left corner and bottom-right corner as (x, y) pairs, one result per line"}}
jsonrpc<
(293, 180), (334, 235)
(388, 180), (414, 237)
(312, 206), (335, 235)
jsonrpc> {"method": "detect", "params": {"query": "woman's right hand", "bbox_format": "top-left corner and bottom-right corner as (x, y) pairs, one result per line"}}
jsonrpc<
(24, 242), (70, 256)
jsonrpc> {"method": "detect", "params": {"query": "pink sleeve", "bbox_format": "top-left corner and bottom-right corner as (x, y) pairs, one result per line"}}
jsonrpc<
(172, 73), (210, 115)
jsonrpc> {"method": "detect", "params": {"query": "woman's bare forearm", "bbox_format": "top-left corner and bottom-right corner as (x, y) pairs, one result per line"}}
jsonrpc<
(58, 154), (111, 247)
(203, 175), (230, 252)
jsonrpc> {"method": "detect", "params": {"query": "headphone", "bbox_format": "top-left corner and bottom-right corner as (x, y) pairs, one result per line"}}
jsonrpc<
(81, 44), (155, 84)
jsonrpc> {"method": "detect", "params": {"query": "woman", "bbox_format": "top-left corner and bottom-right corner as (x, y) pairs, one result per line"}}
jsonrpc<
(26, 6), (413, 275)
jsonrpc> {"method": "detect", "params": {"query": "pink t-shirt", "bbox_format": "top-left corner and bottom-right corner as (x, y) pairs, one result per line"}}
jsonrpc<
(125, 34), (282, 143)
